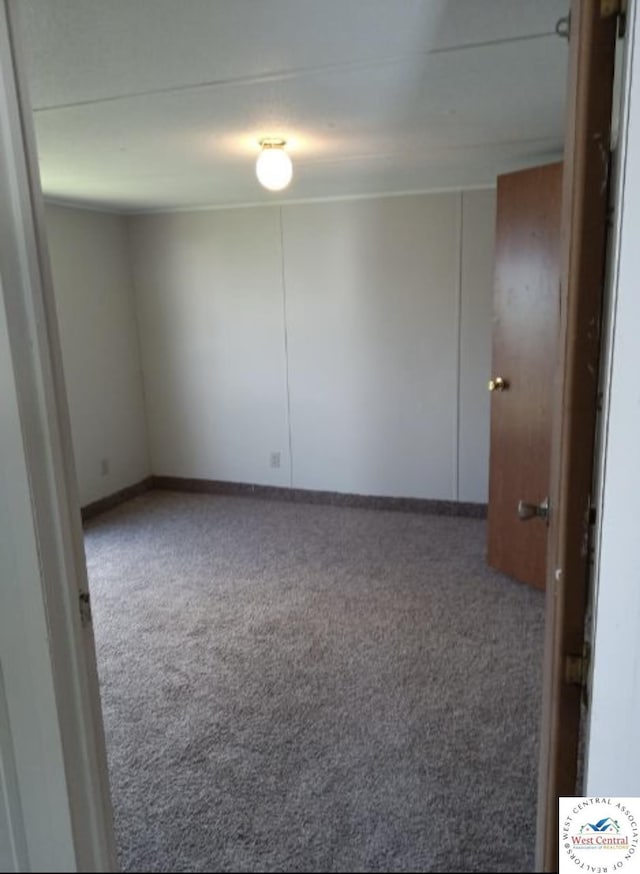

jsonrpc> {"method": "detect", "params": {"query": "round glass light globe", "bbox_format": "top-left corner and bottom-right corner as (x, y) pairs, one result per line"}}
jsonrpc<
(256, 146), (293, 191)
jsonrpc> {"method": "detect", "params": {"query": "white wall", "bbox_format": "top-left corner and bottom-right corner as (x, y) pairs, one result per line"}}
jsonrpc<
(586, 0), (640, 795)
(129, 207), (291, 487)
(45, 204), (150, 506)
(282, 193), (493, 500)
(459, 190), (495, 503)
(282, 195), (459, 499)
(129, 189), (496, 503)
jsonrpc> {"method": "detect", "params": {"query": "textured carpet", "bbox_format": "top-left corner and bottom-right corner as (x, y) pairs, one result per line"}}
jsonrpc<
(84, 490), (545, 873)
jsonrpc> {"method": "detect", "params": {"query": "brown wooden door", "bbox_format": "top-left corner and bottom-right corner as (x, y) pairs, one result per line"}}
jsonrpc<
(537, 1), (618, 869)
(487, 162), (563, 590)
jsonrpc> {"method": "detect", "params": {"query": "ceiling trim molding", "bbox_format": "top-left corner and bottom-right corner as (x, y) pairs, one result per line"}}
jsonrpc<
(43, 196), (127, 215)
(124, 182), (500, 217)
(43, 183), (500, 217)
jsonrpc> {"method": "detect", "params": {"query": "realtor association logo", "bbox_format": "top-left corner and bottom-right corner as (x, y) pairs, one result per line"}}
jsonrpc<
(574, 815), (629, 849)
(559, 798), (640, 873)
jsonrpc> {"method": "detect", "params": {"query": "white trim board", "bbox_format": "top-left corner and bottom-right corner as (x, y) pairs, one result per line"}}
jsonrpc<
(0, 1), (118, 869)
(45, 181), (501, 218)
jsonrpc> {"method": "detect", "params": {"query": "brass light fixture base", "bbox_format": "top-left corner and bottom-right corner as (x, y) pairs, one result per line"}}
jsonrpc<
(258, 138), (287, 149)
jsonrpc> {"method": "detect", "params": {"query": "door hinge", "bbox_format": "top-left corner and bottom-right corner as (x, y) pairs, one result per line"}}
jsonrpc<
(564, 641), (591, 691)
(79, 591), (92, 627)
(601, 0), (627, 37)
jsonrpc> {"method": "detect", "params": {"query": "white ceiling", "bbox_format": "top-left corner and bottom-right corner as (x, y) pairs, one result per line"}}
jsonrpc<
(19, 0), (569, 212)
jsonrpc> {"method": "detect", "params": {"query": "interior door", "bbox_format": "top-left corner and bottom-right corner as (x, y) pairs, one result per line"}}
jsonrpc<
(487, 162), (563, 590)
(537, 0), (619, 868)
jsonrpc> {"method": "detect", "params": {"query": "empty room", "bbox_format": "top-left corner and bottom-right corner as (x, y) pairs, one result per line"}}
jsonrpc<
(12, 0), (576, 871)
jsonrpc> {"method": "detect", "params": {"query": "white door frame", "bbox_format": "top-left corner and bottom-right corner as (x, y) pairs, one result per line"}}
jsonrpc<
(0, 1), (117, 869)
(585, 0), (640, 794)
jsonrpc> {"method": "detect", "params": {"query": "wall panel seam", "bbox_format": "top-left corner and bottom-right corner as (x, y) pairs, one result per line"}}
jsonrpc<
(279, 207), (294, 488)
(453, 191), (463, 502)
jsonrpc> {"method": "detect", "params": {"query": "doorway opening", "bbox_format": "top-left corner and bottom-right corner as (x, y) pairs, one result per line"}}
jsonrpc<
(11, 3), (620, 864)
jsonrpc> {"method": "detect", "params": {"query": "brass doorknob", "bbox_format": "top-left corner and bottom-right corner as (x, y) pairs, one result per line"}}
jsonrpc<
(488, 376), (509, 392)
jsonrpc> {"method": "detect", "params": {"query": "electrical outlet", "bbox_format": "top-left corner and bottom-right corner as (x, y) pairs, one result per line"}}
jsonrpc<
(269, 451), (281, 469)
(100, 458), (110, 477)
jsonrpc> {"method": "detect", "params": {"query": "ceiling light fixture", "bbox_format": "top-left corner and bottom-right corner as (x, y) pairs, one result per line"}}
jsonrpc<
(256, 139), (293, 191)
